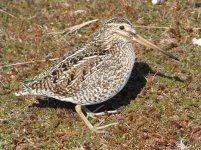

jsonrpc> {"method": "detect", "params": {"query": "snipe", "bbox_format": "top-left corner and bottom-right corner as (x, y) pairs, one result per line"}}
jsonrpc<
(15, 17), (178, 133)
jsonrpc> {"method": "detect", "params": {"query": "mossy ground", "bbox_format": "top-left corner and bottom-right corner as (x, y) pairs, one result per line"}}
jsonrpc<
(0, 0), (200, 149)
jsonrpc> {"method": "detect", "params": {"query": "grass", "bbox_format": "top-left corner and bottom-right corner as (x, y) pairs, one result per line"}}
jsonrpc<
(0, 0), (201, 149)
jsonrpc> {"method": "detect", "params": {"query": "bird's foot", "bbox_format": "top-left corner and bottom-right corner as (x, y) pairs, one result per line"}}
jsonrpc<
(89, 120), (118, 133)
(75, 105), (118, 133)
(82, 105), (118, 119)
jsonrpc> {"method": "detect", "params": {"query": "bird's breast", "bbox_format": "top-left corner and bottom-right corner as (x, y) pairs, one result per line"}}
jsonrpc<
(73, 43), (135, 105)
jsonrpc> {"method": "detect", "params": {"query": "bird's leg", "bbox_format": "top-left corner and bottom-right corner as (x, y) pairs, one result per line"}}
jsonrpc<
(75, 105), (95, 131)
(75, 105), (118, 133)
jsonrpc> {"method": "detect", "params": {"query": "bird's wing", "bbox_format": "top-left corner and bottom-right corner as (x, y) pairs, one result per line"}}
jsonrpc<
(22, 42), (106, 97)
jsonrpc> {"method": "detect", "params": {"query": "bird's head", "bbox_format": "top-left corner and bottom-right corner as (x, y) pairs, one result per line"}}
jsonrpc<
(100, 17), (179, 60)
(102, 17), (135, 41)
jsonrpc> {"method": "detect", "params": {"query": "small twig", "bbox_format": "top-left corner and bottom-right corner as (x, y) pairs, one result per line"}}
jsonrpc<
(0, 81), (6, 87)
(151, 71), (159, 81)
(0, 58), (59, 68)
(134, 25), (170, 29)
(24, 137), (38, 149)
(24, 137), (35, 145)
(47, 31), (64, 35)
(191, 27), (201, 31)
(0, 119), (8, 122)
(0, 8), (16, 18)
(47, 19), (99, 35)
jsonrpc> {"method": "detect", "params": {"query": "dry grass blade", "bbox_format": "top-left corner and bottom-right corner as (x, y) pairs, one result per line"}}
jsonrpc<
(134, 25), (170, 29)
(0, 58), (59, 69)
(47, 19), (99, 35)
(0, 8), (16, 18)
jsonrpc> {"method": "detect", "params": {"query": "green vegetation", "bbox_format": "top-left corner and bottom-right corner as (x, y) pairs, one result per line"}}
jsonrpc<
(0, 0), (200, 149)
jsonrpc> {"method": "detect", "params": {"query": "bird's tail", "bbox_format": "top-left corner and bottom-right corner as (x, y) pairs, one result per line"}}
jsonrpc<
(15, 81), (32, 96)
(15, 90), (30, 96)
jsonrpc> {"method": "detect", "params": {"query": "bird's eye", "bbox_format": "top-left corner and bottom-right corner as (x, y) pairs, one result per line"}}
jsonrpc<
(119, 26), (125, 30)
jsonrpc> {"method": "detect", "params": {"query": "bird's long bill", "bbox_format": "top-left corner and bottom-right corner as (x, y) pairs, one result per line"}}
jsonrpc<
(133, 34), (179, 61)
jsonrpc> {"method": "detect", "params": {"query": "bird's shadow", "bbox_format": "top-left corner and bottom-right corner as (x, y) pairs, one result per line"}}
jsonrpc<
(30, 62), (183, 112)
